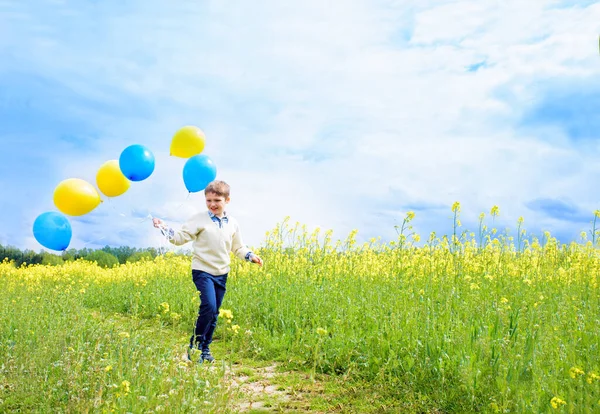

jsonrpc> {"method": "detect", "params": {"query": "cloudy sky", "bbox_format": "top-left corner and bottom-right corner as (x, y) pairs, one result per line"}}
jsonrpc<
(0, 0), (599, 252)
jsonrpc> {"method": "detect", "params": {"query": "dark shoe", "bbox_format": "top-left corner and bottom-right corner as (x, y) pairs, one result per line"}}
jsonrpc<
(201, 350), (215, 363)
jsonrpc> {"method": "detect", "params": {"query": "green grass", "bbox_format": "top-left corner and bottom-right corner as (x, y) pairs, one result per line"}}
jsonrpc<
(2, 215), (600, 412)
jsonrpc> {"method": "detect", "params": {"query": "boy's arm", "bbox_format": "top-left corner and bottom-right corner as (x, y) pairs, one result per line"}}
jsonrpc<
(231, 221), (252, 261)
(171, 220), (200, 246)
(156, 216), (201, 246)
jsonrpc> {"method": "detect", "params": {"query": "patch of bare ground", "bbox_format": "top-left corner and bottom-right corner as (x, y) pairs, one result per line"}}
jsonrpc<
(228, 364), (321, 413)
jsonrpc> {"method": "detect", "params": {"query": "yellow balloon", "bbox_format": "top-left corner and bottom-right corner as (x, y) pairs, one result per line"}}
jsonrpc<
(96, 160), (131, 197)
(170, 125), (206, 158)
(53, 178), (102, 216)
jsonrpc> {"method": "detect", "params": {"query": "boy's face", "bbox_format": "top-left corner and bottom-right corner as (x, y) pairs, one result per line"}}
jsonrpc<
(205, 192), (230, 216)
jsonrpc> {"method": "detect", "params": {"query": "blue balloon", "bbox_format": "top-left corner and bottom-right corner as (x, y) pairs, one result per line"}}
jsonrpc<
(183, 154), (217, 193)
(119, 144), (155, 182)
(33, 212), (72, 251)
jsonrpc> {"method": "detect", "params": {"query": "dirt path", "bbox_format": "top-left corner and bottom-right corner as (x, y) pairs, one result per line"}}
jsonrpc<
(229, 364), (295, 412)
(179, 349), (317, 412)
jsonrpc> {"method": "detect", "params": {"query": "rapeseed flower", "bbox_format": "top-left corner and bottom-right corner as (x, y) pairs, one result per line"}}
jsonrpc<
(586, 372), (600, 384)
(569, 367), (585, 379)
(550, 396), (566, 409)
(159, 302), (170, 314)
(316, 327), (328, 336)
(219, 309), (233, 319)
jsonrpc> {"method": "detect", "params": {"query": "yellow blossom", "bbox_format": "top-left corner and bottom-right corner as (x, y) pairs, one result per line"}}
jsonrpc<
(316, 327), (328, 336)
(219, 309), (233, 319)
(569, 367), (585, 379)
(586, 372), (600, 384)
(105, 365), (112, 372)
(550, 396), (566, 409)
(159, 302), (170, 314)
(118, 332), (130, 339)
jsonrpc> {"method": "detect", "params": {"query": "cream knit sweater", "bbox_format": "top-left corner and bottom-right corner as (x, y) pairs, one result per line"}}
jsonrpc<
(168, 211), (251, 275)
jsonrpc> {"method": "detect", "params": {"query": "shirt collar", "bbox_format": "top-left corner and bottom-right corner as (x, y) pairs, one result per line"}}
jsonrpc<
(208, 211), (228, 220)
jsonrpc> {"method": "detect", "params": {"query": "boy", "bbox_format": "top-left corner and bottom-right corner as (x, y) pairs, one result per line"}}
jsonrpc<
(152, 180), (263, 363)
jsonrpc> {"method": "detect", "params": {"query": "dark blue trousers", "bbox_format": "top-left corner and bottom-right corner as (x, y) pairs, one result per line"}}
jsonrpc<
(190, 269), (228, 351)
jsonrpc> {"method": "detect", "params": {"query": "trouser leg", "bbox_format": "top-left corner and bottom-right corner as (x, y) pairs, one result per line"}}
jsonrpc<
(189, 272), (217, 349)
(201, 281), (226, 351)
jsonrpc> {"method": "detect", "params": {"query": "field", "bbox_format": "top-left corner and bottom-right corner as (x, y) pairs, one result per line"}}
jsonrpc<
(1, 208), (600, 413)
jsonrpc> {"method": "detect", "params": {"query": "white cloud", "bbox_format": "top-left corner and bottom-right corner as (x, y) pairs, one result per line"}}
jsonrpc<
(2, 0), (600, 251)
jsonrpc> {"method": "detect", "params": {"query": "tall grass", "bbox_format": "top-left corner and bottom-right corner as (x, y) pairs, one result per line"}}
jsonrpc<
(1, 205), (599, 412)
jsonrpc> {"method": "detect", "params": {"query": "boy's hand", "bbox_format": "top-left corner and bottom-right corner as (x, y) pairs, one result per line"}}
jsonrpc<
(153, 218), (174, 241)
(251, 255), (263, 267)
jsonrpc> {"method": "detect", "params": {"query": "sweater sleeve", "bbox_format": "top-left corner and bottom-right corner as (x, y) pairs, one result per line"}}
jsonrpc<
(231, 220), (251, 261)
(170, 214), (203, 246)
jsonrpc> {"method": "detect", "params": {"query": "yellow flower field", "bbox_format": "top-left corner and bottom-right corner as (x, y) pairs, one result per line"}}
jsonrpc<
(1, 207), (599, 412)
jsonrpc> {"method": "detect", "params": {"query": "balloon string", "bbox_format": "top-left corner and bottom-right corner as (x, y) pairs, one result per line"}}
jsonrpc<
(155, 222), (173, 257)
(77, 191), (191, 251)
(154, 192), (192, 229)
(78, 214), (153, 249)
(170, 192), (192, 217)
(149, 192), (194, 257)
(106, 197), (128, 218)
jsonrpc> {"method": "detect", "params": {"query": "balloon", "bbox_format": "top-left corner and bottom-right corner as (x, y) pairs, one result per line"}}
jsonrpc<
(119, 144), (155, 182)
(53, 178), (102, 216)
(96, 160), (131, 197)
(170, 126), (206, 158)
(183, 154), (217, 193)
(33, 212), (72, 251)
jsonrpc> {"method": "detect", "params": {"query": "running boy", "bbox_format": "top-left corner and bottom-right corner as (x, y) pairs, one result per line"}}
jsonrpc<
(152, 180), (263, 363)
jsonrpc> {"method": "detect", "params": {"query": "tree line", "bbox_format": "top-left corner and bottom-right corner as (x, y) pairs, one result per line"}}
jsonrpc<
(0, 244), (190, 268)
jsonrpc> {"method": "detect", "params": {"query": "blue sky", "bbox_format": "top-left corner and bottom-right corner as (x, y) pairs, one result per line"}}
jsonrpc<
(0, 0), (599, 252)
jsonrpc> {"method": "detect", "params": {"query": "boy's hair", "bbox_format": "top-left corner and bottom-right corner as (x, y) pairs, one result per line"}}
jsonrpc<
(204, 180), (230, 198)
